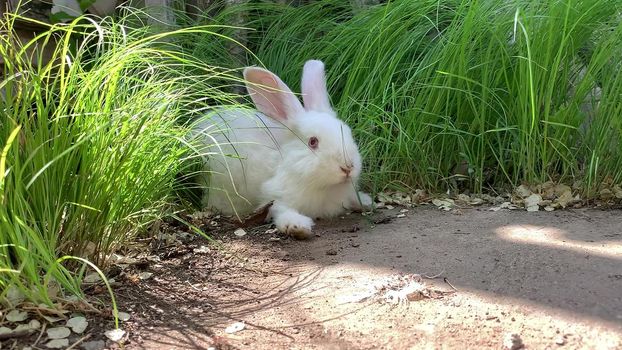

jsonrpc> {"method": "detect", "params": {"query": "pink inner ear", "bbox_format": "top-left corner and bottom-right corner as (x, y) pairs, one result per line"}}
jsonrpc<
(244, 67), (304, 122)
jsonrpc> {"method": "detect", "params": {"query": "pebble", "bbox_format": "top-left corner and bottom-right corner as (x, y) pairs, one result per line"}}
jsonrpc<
(45, 339), (69, 349)
(81, 340), (106, 350)
(503, 333), (524, 350)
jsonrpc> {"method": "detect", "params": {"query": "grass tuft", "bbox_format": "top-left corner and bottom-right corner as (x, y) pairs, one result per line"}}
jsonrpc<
(0, 11), (241, 305)
(190, 0), (622, 195)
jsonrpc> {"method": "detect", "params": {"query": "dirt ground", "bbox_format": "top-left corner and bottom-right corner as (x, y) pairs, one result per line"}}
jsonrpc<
(103, 206), (621, 350)
(3, 206), (621, 350)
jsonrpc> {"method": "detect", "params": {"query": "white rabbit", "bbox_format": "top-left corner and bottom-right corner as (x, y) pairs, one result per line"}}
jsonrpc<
(193, 60), (372, 239)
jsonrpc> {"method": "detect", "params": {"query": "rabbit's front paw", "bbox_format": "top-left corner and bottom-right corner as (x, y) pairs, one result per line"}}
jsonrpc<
(349, 191), (373, 211)
(358, 191), (373, 209)
(275, 211), (314, 240)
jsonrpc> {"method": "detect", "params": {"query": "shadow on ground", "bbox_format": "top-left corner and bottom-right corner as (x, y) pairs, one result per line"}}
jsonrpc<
(116, 207), (621, 349)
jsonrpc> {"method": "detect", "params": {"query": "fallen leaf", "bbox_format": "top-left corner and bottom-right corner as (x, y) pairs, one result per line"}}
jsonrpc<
(41, 315), (64, 323)
(613, 185), (622, 199)
(6, 310), (28, 322)
(600, 188), (614, 200)
(117, 312), (131, 322)
(224, 322), (245, 334)
(5, 286), (25, 306)
(555, 189), (574, 208)
(47, 326), (71, 339)
(193, 246), (210, 254)
(110, 254), (139, 265)
(104, 328), (126, 342)
(544, 206), (555, 212)
(0, 327), (11, 335)
(515, 185), (532, 198)
(234, 228), (247, 237)
(81, 340), (106, 350)
(66, 316), (88, 334)
(83, 273), (101, 284)
(396, 213), (406, 218)
(432, 198), (454, 211)
(524, 194), (542, 212)
(456, 194), (470, 202)
(45, 339), (69, 349)
(46, 280), (60, 299)
(138, 272), (153, 280)
(238, 201), (273, 228)
(500, 202), (518, 209)
(553, 183), (572, 197)
(14, 323), (37, 333)
(469, 197), (484, 205)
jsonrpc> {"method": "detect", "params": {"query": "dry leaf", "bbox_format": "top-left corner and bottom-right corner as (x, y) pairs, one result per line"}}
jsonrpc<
(138, 272), (153, 280)
(117, 312), (131, 322)
(83, 273), (101, 284)
(600, 188), (614, 200)
(193, 246), (210, 254)
(233, 228), (247, 237)
(6, 310), (28, 322)
(238, 201), (273, 228)
(432, 198), (454, 211)
(45, 339), (69, 349)
(524, 194), (542, 212)
(224, 322), (245, 334)
(66, 316), (88, 334)
(515, 185), (532, 198)
(4, 286), (25, 306)
(47, 326), (71, 339)
(41, 315), (64, 323)
(555, 190), (574, 208)
(105, 328), (126, 342)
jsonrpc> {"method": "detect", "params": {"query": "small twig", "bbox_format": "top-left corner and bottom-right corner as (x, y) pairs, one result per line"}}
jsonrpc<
(66, 333), (91, 350)
(186, 280), (201, 292)
(32, 322), (46, 347)
(23, 305), (68, 318)
(423, 270), (445, 279)
(444, 277), (458, 291)
(0, 328), (34, 340)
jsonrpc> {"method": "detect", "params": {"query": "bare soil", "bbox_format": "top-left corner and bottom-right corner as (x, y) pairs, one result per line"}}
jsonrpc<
(4, 206), (622, 349)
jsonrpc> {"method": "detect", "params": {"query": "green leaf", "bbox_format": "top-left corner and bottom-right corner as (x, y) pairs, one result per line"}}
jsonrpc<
(79, 0), (97, 12)
(49, 11), (77, 23)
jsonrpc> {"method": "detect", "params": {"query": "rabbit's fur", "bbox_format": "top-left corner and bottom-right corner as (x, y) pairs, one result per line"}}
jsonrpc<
(193, 60), (371, 239)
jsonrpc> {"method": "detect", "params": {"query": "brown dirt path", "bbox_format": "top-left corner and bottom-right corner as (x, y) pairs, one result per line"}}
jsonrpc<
(115, 207), (621, 349)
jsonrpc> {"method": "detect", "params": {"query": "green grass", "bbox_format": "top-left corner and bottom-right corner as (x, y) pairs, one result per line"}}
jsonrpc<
(0, 12), (240, 305)
(2, 0), (622, 309)
(192, 0), (622, 195)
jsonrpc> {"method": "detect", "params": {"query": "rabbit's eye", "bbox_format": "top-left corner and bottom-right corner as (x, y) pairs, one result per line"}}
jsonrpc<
(308, 136), (319, 149)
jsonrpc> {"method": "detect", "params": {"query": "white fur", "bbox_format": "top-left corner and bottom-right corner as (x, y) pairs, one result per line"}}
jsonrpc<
(193, 60), (370, 238)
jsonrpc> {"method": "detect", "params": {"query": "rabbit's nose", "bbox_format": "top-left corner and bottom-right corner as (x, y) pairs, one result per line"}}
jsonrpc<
(340, 166), (352, 176)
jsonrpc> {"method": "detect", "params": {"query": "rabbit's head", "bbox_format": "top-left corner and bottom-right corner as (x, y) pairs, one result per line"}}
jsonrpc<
(244, 60), (362, 187)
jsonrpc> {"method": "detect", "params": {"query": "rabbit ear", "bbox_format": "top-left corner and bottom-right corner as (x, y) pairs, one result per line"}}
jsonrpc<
(243, 67), (304, 122)
(301, 60), (333, 114)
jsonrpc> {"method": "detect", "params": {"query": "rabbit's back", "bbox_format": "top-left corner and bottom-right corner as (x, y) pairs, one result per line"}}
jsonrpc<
(195, 108), (290, 216)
